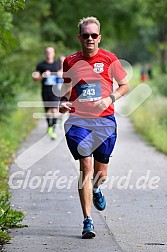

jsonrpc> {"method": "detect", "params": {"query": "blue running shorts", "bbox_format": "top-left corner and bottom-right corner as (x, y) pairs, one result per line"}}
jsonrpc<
(64, 115), (117, 164)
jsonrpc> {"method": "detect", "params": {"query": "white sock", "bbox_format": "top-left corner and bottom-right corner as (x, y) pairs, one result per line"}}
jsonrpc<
(93, 186), (101, 193)
(84, 217), (93, 222)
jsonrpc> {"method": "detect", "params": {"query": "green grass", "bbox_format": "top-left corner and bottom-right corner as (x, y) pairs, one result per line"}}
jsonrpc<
(129, 66), (167, 154)
(0, 91), (40, 245)
(131, 96), (167, 154)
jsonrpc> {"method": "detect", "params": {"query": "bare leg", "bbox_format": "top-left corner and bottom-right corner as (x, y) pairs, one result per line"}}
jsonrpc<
(78, 157), (93, 218)
(52, 108), (59, 118)
(45, 108), (52, 127)
(52, 108), (59, 129)
(93, 159), (108, 189)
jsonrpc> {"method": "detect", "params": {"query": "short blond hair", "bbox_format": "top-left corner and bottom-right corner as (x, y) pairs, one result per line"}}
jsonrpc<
(78, 16), (100, 34)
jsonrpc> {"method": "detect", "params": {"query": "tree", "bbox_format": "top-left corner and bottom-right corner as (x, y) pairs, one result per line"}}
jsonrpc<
(144, 0), (167, 73)
(0, 0), (25, 120)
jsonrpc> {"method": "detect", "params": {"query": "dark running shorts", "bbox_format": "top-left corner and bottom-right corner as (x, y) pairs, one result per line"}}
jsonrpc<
(42, 86), (60, 111)
(64, 115), (117, 164)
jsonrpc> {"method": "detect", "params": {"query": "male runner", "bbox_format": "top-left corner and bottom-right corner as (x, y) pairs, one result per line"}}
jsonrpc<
(33, 47), (60, 139)
(59, 17), (129, 238)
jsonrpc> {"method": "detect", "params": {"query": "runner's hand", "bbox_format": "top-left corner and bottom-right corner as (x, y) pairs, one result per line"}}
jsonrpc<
(42, 70), (51, 78)
(93, 97), (112, 111)
(59, 102), (72, 113)
(32, 71), (42, 81)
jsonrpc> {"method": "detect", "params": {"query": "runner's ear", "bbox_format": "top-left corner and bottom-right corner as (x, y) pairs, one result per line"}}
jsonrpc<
(98, 34), (101, 44)
(77, 34), (81, 42)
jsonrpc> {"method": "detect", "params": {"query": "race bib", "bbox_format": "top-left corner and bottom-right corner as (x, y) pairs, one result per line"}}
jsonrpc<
(44, 75), (57, 85)
(77, 82), (102, 102)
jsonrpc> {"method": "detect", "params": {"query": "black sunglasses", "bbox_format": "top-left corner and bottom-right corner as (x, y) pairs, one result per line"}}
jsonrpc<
(81, 33), (99, 39)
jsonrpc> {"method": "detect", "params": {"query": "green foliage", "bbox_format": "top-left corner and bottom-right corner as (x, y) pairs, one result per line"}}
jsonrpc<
(129, 67), (167, 154)
(0, 96), (39, 191)
(0, 193), (25, 245)
(0, 0), (25, 54)
(41, 20), (66, 42)
(143, 0), (167, 73)
(0, 0), (25, 12)
(131, 96), (167, 154)
(0, 193), (24, 228)
(145, 0), (167, 23)
(0, 0), (26, 121)
(151, 75), (167, 97)
(0, 69), (18, 120)
(0, 96), (39, 244)
(0, 229), (11, 245)
(0, 7), (17, 56)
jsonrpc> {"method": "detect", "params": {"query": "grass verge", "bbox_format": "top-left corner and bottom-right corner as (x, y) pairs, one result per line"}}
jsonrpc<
(0, 94), (39, 245)
(129, 66), (167, 155)
(131, 96), (167, 154)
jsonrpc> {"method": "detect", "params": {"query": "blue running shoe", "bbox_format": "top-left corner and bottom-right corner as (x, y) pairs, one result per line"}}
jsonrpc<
(82, 217), (96, 239)
(93, 189), (106, 211)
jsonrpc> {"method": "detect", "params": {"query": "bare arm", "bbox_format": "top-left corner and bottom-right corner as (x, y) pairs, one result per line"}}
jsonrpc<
(94, 78), (130, 111)
(112, 78), (130, 100)
(59, 82), (73, 113)
(32, 71), (43, 82)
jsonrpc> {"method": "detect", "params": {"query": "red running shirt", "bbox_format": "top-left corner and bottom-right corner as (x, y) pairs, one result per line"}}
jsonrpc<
(63, 48), (127, 118)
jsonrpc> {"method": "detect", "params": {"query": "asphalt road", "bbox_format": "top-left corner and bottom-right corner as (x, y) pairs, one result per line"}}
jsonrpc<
(4, 115), (167, 252)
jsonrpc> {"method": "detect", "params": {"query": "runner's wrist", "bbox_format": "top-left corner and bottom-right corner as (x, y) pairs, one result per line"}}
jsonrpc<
(60, 96), (69, 102)
(109, 94), (116, 103)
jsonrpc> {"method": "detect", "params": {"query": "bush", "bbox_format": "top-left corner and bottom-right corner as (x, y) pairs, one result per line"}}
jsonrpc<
(152, 74), (167, 97)
(0, 69), (18, 120)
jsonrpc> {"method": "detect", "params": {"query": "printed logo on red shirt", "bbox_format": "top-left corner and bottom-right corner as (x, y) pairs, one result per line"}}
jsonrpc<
(93, 63), (104, 73)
